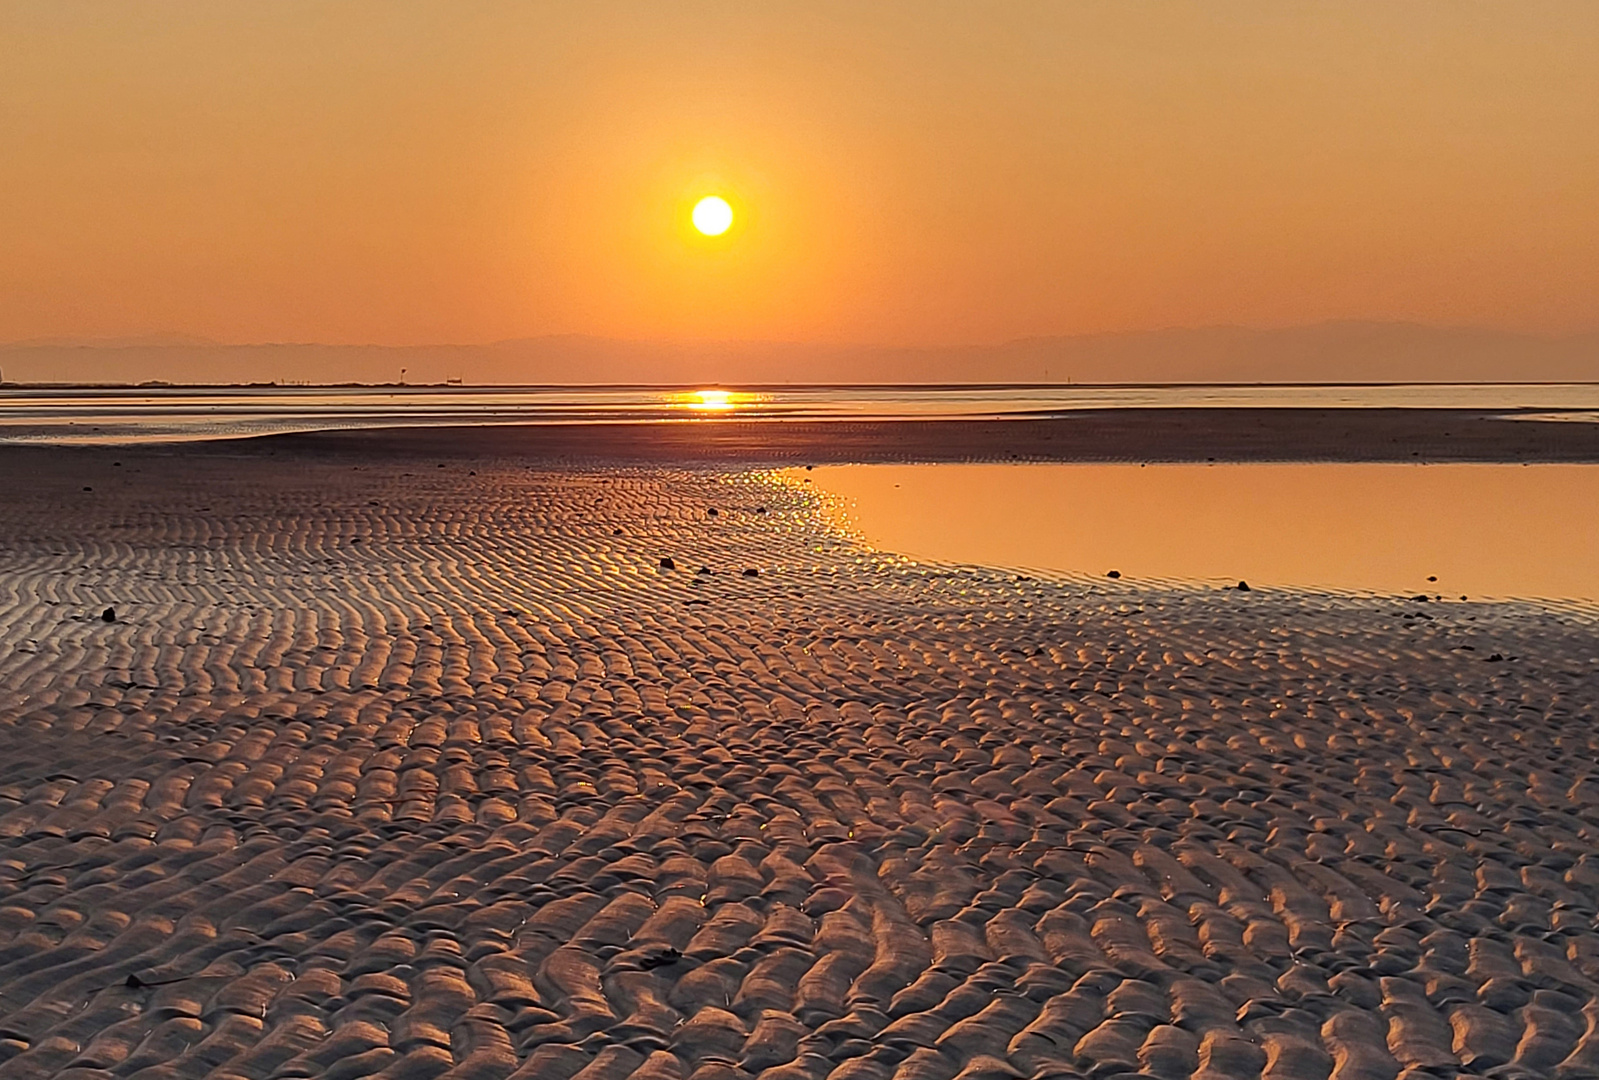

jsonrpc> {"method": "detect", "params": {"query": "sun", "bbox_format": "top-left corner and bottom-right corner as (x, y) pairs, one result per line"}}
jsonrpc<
(691, 195), (734, 236)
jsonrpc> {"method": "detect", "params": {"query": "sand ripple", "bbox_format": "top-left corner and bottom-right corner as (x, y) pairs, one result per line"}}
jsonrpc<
(0, 445), (1597, 1080)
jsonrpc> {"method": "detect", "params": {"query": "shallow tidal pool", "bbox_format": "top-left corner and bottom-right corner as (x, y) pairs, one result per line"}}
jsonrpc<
(792, 462), (1599, 602)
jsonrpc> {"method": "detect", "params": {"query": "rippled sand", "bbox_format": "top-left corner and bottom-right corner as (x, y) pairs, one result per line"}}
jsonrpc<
(2, 442), (1598, 1080)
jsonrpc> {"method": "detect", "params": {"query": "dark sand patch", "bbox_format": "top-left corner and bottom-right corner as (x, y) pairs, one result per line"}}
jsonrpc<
(267, 408), (1599, 464)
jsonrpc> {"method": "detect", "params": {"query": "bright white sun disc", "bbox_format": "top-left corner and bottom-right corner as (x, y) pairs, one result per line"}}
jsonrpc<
(692, 196), (734, 236)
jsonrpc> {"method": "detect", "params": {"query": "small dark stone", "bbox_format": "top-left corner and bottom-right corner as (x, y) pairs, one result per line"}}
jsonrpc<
(707, 508), (719, 517)
(697, 567), (712, 576)
(82, 486), (93, 492)
(1237, 581), (1251, 591)
(658, 557), (675, 570)
(1427, 575), (1437, 582)
(613, 528), (623, 536)
(101, 607), (116, 623)
(1105, 570), (1121, 579)
(125, 974), (144, 988)
(742, 568), (760, 578)
(755, 507), (767, 514)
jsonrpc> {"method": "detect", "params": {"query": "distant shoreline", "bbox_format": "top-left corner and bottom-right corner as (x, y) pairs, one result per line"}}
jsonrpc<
(5, 321), (1597, 385)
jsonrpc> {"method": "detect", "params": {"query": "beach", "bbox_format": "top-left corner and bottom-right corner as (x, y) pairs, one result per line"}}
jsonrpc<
(2, 428), (1598, 1080)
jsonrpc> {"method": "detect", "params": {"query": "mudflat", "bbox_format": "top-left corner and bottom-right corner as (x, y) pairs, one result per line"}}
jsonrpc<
(1, 434), (1597, 1080)
(271, 409), (1599, 464)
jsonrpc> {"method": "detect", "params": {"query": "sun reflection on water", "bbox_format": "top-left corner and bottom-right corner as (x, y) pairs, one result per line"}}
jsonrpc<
(675, 388), (755, 412)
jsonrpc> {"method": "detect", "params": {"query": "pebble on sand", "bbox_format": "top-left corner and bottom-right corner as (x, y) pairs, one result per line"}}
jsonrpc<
(101, 607), (116, 622)
(1106, 570), (1121, 579)
(659, 556), (676, 570)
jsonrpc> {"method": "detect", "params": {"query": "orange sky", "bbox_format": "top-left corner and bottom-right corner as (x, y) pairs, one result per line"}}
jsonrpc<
(3, 2), (1597, 352)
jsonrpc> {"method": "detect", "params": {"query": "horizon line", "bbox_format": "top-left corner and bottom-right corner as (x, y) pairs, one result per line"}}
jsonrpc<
(6, 378), (1599, 392)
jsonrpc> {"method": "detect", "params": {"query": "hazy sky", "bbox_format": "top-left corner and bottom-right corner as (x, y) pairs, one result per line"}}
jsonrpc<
(3, 1), (1597, 350)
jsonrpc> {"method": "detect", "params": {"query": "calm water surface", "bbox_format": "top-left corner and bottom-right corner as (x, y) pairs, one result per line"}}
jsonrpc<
(796, 462), (1599, 602)
(4, 383), (1599, 443)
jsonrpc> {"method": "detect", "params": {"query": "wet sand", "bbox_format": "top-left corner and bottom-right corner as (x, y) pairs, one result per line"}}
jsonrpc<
(268, 409), (1599, 464)
(2, 432), (1598, 1080)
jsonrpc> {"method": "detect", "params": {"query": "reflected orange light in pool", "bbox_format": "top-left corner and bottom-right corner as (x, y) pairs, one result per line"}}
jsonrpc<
(793, 462), (1599, 602)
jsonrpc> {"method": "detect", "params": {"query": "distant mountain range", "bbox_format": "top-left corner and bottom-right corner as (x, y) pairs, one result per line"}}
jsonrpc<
(3, 322), (1596, 386)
